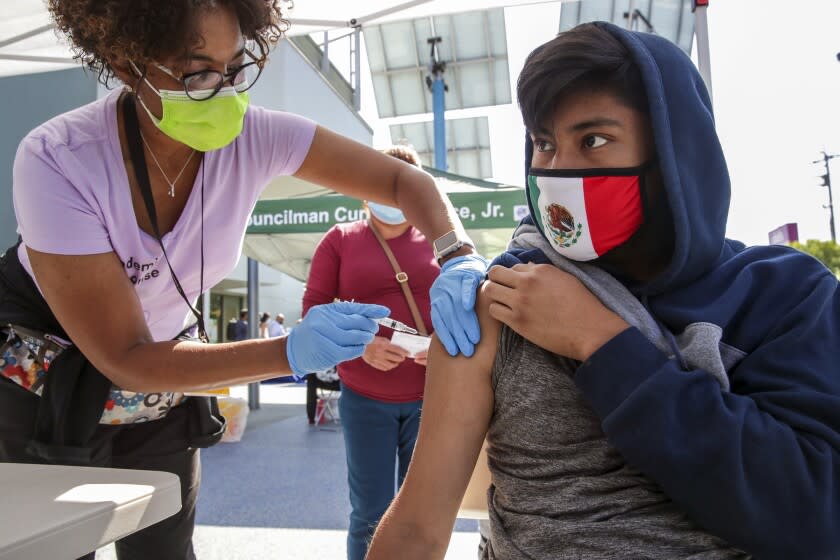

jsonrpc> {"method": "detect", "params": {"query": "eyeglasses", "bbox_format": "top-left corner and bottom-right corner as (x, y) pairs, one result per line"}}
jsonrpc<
(157, 49), (265, 101)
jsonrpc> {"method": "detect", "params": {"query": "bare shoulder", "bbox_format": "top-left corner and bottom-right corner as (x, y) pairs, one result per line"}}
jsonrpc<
(427, 280), (501, 377)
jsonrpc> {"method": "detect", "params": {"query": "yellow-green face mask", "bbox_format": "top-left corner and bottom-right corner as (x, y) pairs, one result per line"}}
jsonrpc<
(135, 71), (250, 152)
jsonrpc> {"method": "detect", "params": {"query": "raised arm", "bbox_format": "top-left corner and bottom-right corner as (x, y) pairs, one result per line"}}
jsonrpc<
(295, 127), (469, 257)
(366, 284), (499, 560)
(295, 127), (488, 357)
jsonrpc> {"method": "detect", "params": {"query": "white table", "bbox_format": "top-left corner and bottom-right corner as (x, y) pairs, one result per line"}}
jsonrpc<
(0, 462), (181, 560)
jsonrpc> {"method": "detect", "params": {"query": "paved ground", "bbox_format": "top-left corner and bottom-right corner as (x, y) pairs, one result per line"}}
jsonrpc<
(96, 383), (480, 559)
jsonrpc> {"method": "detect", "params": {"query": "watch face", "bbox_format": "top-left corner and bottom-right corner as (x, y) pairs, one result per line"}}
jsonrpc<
(434, 230), (459, 253)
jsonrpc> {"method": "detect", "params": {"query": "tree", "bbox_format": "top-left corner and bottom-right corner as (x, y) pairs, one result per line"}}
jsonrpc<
(789, 240), (840, 277)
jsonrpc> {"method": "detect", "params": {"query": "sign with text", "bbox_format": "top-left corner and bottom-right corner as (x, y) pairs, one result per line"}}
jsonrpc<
(247, 190), (527, 235)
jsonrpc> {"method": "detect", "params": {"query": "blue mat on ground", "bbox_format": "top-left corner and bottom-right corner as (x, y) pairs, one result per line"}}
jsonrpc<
(261, 375), (304, 384)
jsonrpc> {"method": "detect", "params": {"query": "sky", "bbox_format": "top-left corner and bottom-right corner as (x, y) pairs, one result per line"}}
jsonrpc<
(351, 0), (840, 246)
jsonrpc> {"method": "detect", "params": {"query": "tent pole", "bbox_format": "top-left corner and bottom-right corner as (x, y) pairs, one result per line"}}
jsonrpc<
(352, 26), (362, 111)
(0, 54), (74, 64)
(321, 31), (330, 74)
(355, 0), (435, 26)
(0, 24), (53, 49)
(288, 18), (348, 28)
(626, 0), (636, 29)
(694, 0), (713, 101)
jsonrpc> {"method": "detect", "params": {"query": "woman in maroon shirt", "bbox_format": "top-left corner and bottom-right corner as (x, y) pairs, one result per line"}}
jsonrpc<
(302, 146), (438, 560)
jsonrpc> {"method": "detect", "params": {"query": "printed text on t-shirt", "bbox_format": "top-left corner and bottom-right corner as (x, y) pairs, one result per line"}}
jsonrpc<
(122, 256), (162, 285)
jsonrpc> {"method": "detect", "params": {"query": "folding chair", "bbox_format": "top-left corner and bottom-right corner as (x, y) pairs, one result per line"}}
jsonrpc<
(314, 383), (341, 425)
(306, 368), (340, 424)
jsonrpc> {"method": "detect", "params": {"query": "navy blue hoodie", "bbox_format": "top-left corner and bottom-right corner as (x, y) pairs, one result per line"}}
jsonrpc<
(509, 22), (840, 559)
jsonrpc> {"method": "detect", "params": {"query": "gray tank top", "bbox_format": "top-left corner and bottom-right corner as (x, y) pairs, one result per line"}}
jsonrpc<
(483, 325), (749, 559)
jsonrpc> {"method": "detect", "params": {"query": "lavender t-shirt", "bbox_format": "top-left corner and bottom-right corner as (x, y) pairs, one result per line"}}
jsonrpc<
(13, 89), (316, 341)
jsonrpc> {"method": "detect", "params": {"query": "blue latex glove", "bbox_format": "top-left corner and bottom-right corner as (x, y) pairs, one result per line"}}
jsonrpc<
(430, 254), (489, 357)
(287, 301), (390, 376)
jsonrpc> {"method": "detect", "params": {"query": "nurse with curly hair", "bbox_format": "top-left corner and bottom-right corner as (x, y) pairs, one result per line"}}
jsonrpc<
(0, 2), (487, 558)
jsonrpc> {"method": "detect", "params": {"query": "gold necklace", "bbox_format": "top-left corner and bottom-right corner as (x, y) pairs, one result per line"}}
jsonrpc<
(138, 131), (196, 197)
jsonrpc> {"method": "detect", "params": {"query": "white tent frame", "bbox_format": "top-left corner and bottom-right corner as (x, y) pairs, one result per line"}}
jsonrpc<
(0, 1), (713, 103)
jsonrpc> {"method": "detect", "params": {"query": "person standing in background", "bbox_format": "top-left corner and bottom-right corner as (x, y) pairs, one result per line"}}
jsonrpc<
(268, 313), (287, 338)
(302, 145), (439, 560)
(258, 312), (271, 338)
(229, 309), (249, 341)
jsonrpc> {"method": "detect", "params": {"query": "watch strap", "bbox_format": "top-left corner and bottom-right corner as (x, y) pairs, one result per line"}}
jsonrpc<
(436, 240), (475, 265)
(433, 230), (474, 261)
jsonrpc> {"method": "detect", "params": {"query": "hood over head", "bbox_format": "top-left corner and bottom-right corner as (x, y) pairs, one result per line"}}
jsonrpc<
(523, 21), (730, 294)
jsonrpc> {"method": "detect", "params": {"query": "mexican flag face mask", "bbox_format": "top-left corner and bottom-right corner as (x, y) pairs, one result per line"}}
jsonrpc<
(527, 163), (651, 261)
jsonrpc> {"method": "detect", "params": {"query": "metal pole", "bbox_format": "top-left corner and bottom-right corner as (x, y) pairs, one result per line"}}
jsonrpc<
(355, 0), (434, 26)
(247, 258), (260, 410)
(352, 26), (362, 111)
(824, 153), (837, 243)
(321, 31), (330, 74)
(828, 172), (836, 244)
(433, 77), (446, 170)
(287, 18), (348, 28)
(814, 151), (838, 243)
(201, 292), (211, 341)
(626, 0), (637, 29)
(0, 24), (54, 49)
(0, 54), (74, 64)
(694, 1), (713, 101)
(427, 36), (447, 171)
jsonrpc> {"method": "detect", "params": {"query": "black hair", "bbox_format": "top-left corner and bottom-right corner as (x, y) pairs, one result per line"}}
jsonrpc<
(48, 0), (291, 87)
(517, 23), (649, 136)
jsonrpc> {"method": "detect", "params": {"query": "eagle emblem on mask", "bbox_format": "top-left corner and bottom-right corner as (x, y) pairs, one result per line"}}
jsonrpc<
(544, 203), (583, 247)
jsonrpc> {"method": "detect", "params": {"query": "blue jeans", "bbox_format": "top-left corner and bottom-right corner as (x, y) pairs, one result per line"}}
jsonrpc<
(339, 384), (422, 560)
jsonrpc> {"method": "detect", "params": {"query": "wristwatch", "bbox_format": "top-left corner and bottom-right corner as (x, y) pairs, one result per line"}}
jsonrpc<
(433, 230), (474, 264)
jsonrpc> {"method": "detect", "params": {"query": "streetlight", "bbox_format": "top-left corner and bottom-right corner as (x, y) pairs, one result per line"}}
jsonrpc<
(813, 151), (839, 243)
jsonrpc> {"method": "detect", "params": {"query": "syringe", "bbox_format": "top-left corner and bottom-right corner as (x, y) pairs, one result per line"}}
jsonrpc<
(374, 317), (419, 335)
(332, 298), (419, 335)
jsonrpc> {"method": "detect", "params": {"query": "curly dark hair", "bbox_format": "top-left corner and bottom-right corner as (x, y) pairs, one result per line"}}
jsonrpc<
(48, 0), (292, 86)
